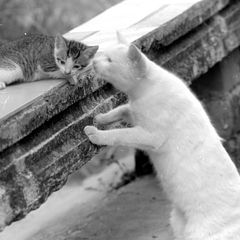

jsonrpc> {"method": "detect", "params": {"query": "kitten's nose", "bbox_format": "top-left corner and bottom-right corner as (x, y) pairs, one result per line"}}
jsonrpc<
(64, 70), (71, 75)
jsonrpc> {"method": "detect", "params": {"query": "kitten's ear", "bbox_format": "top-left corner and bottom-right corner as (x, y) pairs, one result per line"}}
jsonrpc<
(116, 31), (128, 45)
(55, 34), (67, 49)
(83, 45), (99, 59)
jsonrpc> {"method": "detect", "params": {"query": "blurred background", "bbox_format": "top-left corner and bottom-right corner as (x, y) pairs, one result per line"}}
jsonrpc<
(0, 0), (122, 40)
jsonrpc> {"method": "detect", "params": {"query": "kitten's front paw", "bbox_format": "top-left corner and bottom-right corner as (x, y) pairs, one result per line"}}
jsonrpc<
(84, 126), (102, 145)
(72, 75), (79, 85)
(0, 82), (6, 90)
(67, 76), (78, 85)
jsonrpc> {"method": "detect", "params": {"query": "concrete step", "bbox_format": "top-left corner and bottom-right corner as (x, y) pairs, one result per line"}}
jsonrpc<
(30, 176), (172, 240)
(1, 175), (172, 240)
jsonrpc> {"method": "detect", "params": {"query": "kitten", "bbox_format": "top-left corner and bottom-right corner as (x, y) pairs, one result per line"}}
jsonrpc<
(0, 33), (98, 89)
(84, 33), (240, 240)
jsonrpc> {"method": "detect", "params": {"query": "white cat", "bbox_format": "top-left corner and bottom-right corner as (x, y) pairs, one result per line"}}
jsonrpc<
(84, 33), (240, 240)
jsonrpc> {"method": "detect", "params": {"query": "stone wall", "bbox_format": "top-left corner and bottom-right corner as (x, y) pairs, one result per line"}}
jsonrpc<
(192, 47), (240, 169)
(1, 0), (240, 231)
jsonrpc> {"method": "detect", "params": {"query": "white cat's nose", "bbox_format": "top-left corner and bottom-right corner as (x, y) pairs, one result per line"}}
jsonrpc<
(92, 60), (98, 72)
(92, 59), (97, 66)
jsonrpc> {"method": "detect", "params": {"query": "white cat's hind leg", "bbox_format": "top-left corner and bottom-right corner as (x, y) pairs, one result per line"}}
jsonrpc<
(0, 65), (23, 89)
(170, 207), (186, 240)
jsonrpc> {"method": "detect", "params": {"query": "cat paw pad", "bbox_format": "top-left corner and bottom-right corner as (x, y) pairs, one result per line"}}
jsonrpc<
(0, 82), (6, 90)
(84, 126), (98, 136)
(84, 126), (102, 145)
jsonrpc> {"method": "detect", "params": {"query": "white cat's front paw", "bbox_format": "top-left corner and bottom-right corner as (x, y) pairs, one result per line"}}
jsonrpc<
(0, 82), (6, 90)
(95, 113), (107, 124)
(84, 125), (102, 145)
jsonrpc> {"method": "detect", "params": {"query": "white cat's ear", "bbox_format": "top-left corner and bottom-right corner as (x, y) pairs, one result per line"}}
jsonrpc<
(83, 45), (99, 58)
(128, 44), (142, 62)
(116, 31), (128, 45)
(128, 44), (146, 70)
(55, 34), (67, 49)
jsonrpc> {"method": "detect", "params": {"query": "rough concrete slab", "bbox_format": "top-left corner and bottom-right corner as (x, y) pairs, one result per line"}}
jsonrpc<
(2, 0), (240, 230)
(0, 0), (230, 152)
(32, 176), (172, 240)
(1, 176), (172, 240)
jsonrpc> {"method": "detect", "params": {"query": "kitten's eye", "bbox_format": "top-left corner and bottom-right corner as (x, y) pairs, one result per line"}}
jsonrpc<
(73, 64), (88, 69)
(57, 58), (65, 65)
(107, 57), (112, 62)
(73, 65), (81, 69)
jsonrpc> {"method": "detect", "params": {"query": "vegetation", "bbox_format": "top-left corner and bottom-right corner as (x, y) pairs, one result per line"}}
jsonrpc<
(0, 0), (122, 40)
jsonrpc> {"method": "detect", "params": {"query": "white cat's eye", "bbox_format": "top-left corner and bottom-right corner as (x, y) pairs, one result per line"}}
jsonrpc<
(107, 57), (112, 62)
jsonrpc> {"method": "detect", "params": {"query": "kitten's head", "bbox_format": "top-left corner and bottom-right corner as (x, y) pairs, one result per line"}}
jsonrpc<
(54, 34), (98, 76)
(92, 32), (147, 93)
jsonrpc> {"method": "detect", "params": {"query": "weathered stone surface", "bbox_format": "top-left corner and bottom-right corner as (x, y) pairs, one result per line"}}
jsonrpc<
(28, 176), (172, 240)
(0, 0), (231, 152)
(192, 46), (240, 168)
(0, 84), (127, 228)
(135, 0), (230, 51)
(150, 1), (240, 83)
(0, 74), (105, 152)
(2, 0), (240, 231)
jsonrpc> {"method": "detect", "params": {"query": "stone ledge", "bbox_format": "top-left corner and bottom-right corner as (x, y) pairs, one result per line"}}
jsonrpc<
(151, 1), (240, 82)
(0, 85), (127, 227)
(1, 0), (240, 231)
(0, 0), (230, 152)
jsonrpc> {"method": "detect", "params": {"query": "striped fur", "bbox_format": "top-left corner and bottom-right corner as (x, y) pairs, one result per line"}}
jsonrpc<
(0, 33), (98, 89)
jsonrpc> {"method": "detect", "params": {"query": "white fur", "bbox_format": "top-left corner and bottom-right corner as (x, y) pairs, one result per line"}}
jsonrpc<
(84, 35), (240, 240)
(0, 63), (65, 90)
(33, 65), (65, 81)
(0, 63), (23, 89)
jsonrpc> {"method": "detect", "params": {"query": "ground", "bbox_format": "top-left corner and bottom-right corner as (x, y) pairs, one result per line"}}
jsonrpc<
(30, 176), (172, 240)
(1, 175), (173, 240)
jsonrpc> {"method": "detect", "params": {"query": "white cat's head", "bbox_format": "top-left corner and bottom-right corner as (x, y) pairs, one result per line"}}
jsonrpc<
(92, 32), (147, 93)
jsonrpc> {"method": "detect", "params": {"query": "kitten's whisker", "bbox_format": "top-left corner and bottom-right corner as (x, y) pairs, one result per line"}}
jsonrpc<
(78, 67), (92, 75)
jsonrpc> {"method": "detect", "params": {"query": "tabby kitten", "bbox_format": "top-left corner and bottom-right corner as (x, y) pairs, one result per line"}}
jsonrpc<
(0, 33), (98, 89)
